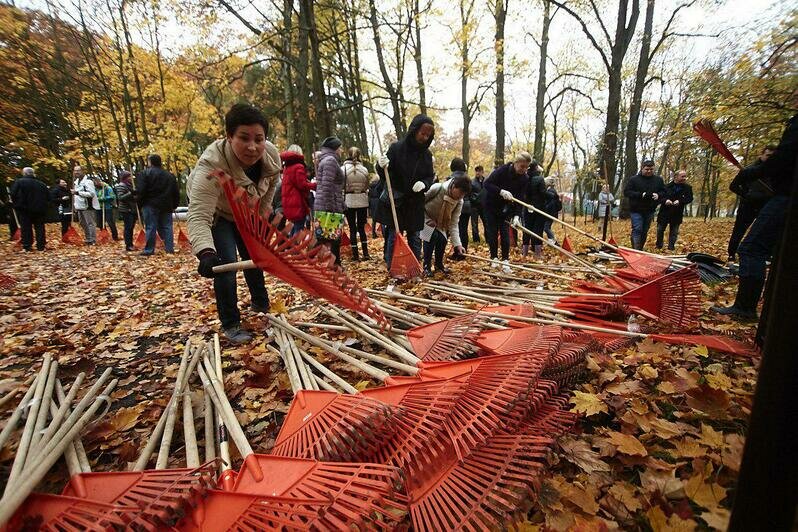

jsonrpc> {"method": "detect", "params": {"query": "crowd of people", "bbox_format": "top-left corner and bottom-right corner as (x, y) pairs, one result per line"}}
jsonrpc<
(4, 100), (795, 341)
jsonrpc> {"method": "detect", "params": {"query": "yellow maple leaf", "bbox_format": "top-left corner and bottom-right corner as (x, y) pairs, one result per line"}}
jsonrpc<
(607, 430), (648, 456)
(637, 364), (659, 380)
(706, 372), (732, 391)
(570, 391), (608, 416)
(647, 506), (696, 532)
(699, 424), (724, 448)
(673, 437), (707, 458)
(608, 483), (642, 513)
(685, 473), (728, 509)
(270, 297), (289, 315)
(692, 344), (709, 357)
(354, 380), (370, 391)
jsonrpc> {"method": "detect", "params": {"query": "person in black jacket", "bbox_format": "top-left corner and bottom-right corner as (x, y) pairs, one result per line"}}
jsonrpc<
(521, 161), (547, 259)
(655, 170), (693, 250)
(375, 114), (436, 270)
(726, 145), (776, 261)
(114, 171), (138, 251)
(482, 152), (531, 271)
(542, 177), (562, 243)
(713, 111), (797, 320)
(136, 154), (179, 255)
(50, 179), (72, 236)
(368, 176), (382, 238)
(623, 159), (666, 250)
(470, 165), (486, 242)
(10, 167), (49, 251)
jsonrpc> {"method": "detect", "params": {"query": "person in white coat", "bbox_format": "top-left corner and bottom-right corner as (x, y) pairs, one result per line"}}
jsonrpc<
(342, 147), (371, 260)
(72, 165), (99, 245)
(421, 165), (471, 275)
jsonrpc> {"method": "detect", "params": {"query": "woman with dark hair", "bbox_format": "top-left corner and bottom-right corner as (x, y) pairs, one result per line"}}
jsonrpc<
(343, 146), (371, 260)
(421, 166), (471, 275)
(187, 103), (281, 344)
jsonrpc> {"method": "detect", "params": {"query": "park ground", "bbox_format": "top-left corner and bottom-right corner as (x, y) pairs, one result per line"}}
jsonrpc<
(0, 217), (757, 530)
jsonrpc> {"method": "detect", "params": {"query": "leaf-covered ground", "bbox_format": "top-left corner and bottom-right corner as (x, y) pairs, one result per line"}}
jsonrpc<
(0, 218), (757, 530)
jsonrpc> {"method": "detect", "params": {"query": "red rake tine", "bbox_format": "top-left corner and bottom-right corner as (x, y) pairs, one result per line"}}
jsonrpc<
(649, 333), (756, 358)
(616, 247), (672, 279)
(6, 493), (134, 531)
(389, 232), (423, 280)
(405, 311), (486, 361)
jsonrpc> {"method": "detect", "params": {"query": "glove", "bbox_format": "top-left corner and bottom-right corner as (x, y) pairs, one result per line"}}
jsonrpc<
(641, 192), (647, 198)
(673, 200), (679, 205)
(412, 181), (425, 193)
(499, 189), (514, 201)
(651, 193), (659, 201)
(378, 155), (390, 168)
(197, 250), (222, 278)
(511, 215), (521, 226)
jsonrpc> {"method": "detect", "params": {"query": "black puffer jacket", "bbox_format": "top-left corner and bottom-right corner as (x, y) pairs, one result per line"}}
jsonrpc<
(657, 182), (693, 224)
(137, 166), (179, 212)
(524, 169), (547, 210)
(375, 114), (435, 232)
(624, 172), (666, 213)
(10, 176), (49, 214)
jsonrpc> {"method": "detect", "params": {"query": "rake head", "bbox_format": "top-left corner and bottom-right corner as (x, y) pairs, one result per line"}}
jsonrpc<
(693, 118), (742, 168)
(61, 463), (218, 528)
(135, 229), (146, 248)
(389, 232), (423, 280)
(61, 226), (83, 245)
(95, 228), (112, 245)
(406, 311), (485, 361)
(11, 228), (20, 241)
(541, 342), (591, 389)
(271, 390), (401, 462)
(408, 433), (554, 532)
(649, 333), (756, 357)
(617, 248), (672, 279)
(178, 226), (191, 250)
(620, 265), (702, 327)
(474, 325), (563, 357)
(561, 234), (573, 252)
(7, 493), (133, 531)
(215, 170), (388, 328)
(231, 457), (408, 527)
(482, 303), (537, 327)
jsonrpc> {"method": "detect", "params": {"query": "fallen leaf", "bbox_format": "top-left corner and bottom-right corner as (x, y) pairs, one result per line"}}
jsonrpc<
(608, 482), (641, 513)
(606, 431), (647, 456)
(570, 391), (608, 416)
(559, 437), (611, 474)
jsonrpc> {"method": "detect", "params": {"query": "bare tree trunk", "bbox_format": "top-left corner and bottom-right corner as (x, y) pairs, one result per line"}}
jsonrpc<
(119, 0), (150, 145)
(411, 0), (427, 114)
(623, 0), (654, 186)
(368, 0), (405, 138)
(297, 1), (313, 156)
(282, 0), (295, 143)
(493, 0), (508, 164)
(533, 0), (551, 163)
(303, 0), (332, 136)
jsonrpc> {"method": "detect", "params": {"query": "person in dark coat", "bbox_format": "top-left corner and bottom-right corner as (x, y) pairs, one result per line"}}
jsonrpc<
(726, 145), (776, 261)
(10, 167), (49, 251)
(623, 159), (666, 249)
(470, 165), (486, 242)
(481, 152), (531, 271)
(137, 153), (179, 255)
(114, 172), (138, 251)
(375, 114), (436, 270)
(50, 179), (72, 236)
(655, 170), (693, 250)
(314, 136), (346, 265)
(522, 161), (547, 258)
(368, 176), (382, 238)
(542, 177), (562, 243)
(713, 110), (797, 320)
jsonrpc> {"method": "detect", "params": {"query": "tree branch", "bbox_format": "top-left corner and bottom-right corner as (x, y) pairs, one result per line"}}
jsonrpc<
(548, 0), (610, 70)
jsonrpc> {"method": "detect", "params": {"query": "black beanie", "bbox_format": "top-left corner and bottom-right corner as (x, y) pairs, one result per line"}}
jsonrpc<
(321, 137), (342, 150)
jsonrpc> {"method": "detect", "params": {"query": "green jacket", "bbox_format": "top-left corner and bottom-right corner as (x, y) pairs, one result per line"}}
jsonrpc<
(98, 183), (117, 208)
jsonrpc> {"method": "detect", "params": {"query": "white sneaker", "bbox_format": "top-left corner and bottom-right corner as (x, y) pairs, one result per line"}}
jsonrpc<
(548, 238), (557, 246)
(490, 258), (499, 269)
(501, 260), (512, 274)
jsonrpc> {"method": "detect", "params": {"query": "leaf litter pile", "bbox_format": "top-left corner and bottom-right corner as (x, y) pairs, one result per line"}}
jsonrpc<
(0, 218), (758, 530)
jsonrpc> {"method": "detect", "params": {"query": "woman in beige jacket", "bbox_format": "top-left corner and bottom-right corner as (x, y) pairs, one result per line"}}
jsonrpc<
(342, 147), (371, 260)
(187, 104), (281, 344)
(421, 162), (472, 275)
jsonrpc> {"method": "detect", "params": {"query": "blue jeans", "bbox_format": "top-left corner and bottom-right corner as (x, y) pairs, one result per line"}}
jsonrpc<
(630, 211), (655, 250)
(121, 211), (136, 248)
(212, 217), (269, 329)
(142, 205), (174, 253)
(288, 216), (306, 237)
(738, 195), (789, 281)
(383, 226), (421, 269)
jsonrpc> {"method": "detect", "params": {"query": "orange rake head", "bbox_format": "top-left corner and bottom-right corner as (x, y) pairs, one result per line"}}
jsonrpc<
(541, 342), (592, 389)
(270, 390), (401, 462)
(617, 248), (671, 279)
(561, 234), (573, 252)
(62, 226), (83, 245)
(216, 170), (388, 328)
(11, 228), (20, 241)
(389, 232), (423, 280)
(7, 492), (133, 531)
(618, 265), (701, 327)
(405, 311), (486, 361)
(60, 462), (218, 528)
(482, 303), (537, 328)
(649, 333), (756, 358)
(474, 324), (563, 357)
(135, 229), (146, 248)
(95, 228), (112, 245)
(178, 226), (191, 250)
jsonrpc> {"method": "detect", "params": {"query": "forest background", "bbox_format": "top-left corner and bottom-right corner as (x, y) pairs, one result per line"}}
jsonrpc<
(0, 0), (795, 217)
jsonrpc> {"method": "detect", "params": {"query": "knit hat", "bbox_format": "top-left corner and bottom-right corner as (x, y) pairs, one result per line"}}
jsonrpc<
(321, 136), (342, 150)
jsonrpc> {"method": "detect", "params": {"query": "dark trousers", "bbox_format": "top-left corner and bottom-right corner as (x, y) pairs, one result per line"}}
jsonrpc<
(483, 208), (511, 260)
(739, 196), (789, 282)
(656, 220), (681, 250)
(522, 209), (546, 246)
(288, 216), (307, 237)
(458, 212), (470, 250)
(18, 210), (45, 250)
(7, 208), (18, 240)
(142, 205), (174, 253)
(59, 214), (71, 236)
(212, 217), (269, 329)
(728, 200), (760, 259)
(543, 219), (556, 240)
(423, 230), (448, 270)
(96, 207), (118, 240)
(121, 211), (136, 248)
(630, 211), (655, 250)
(344, 207), (368, 247)
(471, 210), (484, 241)
(383, 226), (421, 269)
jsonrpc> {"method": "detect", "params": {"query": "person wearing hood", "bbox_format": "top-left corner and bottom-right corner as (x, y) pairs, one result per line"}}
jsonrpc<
(422, 163), (471, 275)
(10, 167), (49, 251)
(522, 161), (547, 258)
(623, 159), (665, 250)
(280, 145), (315, 237)
(375, 114), (436, 269)
(187, 103), (281, 344)
(543, 177), (562, 243)
(482, 152), (532, 272)
(343, 146), (371, 261)
(50, 178), (72, 237)
(313, 136), (346, 265)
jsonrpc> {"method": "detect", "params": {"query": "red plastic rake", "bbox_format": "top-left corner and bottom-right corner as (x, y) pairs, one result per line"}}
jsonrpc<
(617, 247), (671, 279)
(216, 170), (388, 327)
(380, 163), (422, 280)
(693, 119), (742, 168)
(405, 311), (486, 361)
(561, 233), (574, 252)
(61, 226), (83, 245)
(474, 324), (563, 357)
(178, 226), (191, 251)
(649, 334), (756, 357)
(135, 228), (146, 248)
(6, 492), (133, 531)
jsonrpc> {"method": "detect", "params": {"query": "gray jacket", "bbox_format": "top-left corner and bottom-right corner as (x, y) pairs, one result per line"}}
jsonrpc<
(314, 148), (345, 213)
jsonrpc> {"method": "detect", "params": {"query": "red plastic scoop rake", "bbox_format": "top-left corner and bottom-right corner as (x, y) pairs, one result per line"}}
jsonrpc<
(6, 492), (133, 531)
(405, 310), (486, 361)
(61, 225), (83, 245)
(693, 119), (742, 169)
(213, 170), (388, 327)
(381, 162), (423, 280)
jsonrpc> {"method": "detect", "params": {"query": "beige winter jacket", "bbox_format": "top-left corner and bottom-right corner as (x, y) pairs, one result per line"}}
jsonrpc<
(186, 138), (281, 255)
(343, 160), (370, 209)
(423, 181), (463, 248)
